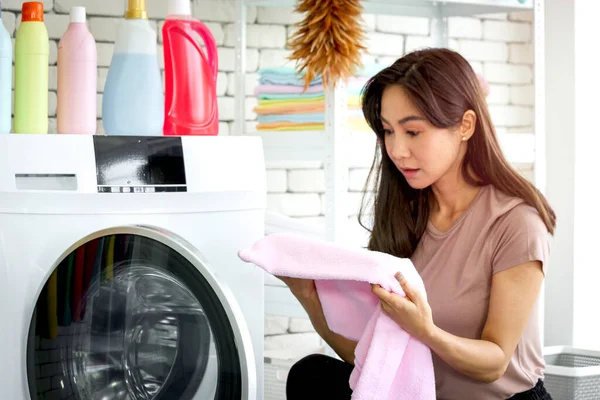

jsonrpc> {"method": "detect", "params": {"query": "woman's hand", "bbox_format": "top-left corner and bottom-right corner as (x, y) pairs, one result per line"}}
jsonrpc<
(371, 272), (435, 342)
(276, 275), (317, 301)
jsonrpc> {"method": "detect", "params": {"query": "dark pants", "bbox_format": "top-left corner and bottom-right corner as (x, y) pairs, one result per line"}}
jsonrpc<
(286, 354), (553, 400)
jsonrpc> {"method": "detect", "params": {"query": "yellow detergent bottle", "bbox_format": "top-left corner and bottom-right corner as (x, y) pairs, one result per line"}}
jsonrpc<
(14, 1), (49, 134)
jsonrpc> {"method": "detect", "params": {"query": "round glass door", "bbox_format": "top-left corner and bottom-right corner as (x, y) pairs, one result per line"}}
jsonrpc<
(27, 232), (243, 399)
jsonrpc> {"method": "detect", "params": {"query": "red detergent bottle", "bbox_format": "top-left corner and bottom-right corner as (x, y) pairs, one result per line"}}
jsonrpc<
(162, 0), (218, 135)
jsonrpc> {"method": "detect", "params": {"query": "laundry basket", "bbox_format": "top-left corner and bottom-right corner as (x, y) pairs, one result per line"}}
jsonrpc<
(543, 346), (600, 400)
(264, 357), (294, 400)
(264, 344), (329, 400)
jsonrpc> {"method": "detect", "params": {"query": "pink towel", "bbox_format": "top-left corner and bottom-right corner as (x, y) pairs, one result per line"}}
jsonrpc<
(254, 84), (325, 95)
(238, 233), (436, 400)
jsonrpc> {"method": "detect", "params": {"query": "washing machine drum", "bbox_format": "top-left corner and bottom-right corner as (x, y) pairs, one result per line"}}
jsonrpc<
(27, 233), (245, 400)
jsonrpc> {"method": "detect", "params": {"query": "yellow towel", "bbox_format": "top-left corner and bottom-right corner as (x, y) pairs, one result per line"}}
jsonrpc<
(256, 95), (362, 109)
(349, 119), (372, 132)
(348, 95), (362, 107)
(257, 122), (324, 131)
(255, 102), (325, 115)
(258, 96), (325, 106)
(256, 120), (371, 132)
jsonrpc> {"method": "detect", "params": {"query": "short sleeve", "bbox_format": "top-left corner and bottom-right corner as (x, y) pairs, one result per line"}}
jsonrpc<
(490, 203), (550, 275)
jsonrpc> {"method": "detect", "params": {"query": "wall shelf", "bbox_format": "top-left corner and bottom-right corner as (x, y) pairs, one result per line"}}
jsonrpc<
(243, 0), (533, 18)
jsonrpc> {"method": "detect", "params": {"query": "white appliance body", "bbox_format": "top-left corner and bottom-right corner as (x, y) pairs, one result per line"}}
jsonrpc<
(0, 134), (266, 400)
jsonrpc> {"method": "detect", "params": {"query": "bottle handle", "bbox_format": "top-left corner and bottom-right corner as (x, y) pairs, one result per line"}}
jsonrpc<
(191, 21), (218, 82)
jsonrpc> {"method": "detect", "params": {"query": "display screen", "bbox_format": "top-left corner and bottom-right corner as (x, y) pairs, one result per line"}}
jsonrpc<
(93, 136), (187, 193)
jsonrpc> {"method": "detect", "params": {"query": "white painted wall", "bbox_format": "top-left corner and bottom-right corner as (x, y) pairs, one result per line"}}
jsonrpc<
(543, 0), (600, 351)
(543, 0), (575, 348)
(1, 0), (537, 351)
(572, 0), (600, 351)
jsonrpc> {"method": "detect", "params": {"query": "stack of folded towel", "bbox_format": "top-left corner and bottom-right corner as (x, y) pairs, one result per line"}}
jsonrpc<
(254, 66), (383, 132)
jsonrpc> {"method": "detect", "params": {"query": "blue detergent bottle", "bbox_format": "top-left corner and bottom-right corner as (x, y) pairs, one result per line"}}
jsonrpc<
(0, 1), (13, 134)
(102, 0), (164, 136)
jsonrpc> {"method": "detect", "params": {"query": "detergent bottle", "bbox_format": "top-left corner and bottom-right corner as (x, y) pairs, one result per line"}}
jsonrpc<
(102, 0), (163, 136)
(0, 1), (12, 134)
(162, 0), (218, 136)
(14, 1), (49, 134)
(57, 6), (97, 134)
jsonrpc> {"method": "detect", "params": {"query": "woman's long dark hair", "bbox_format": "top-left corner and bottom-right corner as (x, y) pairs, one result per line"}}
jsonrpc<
(358, 48), (555, 258)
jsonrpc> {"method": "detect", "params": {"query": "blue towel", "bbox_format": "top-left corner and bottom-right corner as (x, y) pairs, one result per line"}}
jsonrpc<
(258, 66), (323, 86)
(258, 92), (325, 100)
(258, 88), (364, 100)
(257, 113), (326, 123)
(259, 75), (323, 86)
(258, 66), (306, 76)
(257, 64), (383, 88)
(356, 64), (385, 77)
(259, 64), (384, 78)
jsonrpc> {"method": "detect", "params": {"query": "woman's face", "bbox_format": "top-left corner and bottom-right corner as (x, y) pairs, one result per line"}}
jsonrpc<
(380, 85), (467, 190)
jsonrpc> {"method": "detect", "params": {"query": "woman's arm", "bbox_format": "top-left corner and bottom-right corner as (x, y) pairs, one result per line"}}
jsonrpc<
(372, 260), (544, 383)
(424, 260), (544, 382)
(277, 276), (358, 365)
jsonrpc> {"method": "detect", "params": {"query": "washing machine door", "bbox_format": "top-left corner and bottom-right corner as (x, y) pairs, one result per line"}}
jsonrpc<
(26, 226), (256, 400)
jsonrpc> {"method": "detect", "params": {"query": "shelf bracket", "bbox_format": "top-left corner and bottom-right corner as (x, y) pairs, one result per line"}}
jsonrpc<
(533, 0), (546, 195)
(324, 81), (349, 244)
(431, 3), (449, 48)
(235, 0), (247, 134)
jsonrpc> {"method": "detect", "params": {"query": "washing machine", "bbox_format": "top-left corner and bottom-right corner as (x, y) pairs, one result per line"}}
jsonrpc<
(0, 134), (266, 400)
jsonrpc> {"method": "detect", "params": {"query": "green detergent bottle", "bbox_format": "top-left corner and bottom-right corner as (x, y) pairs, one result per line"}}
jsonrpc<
(14, 1), (49, 134)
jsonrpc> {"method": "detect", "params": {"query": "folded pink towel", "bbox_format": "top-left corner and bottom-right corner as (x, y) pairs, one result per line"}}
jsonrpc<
(254, 84), (325, 95)
(238, 233), (436, 399)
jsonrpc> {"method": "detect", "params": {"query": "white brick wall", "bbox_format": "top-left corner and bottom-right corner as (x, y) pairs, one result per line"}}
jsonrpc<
(483, 20), (531, 42)
(448, 17), (482, 39)
(1, 0), (536, 350)
(376, 15), (430, 35)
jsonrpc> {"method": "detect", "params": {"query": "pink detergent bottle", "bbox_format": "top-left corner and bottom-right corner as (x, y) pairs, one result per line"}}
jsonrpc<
(57, 6), (97, 134)
(162, 0), (218, 136)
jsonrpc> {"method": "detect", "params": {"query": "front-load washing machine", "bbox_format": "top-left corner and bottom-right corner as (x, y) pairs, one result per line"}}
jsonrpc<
(0, 134), (266, 400)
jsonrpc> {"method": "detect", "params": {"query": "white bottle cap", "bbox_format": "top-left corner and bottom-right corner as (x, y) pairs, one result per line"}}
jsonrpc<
(167, 0), (191, 16)
(70, 6), (86, 23)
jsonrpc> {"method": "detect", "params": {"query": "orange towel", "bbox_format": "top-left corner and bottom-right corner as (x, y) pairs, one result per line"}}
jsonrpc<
(254, 102), (325, 115)
(256, 122), (324, 131)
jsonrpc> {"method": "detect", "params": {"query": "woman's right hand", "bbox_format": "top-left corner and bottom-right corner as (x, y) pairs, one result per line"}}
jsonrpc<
(276, 276), (317, 301)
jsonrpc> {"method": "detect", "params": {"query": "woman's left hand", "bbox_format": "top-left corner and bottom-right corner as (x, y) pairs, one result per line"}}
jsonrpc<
(371, 272), (435, 342)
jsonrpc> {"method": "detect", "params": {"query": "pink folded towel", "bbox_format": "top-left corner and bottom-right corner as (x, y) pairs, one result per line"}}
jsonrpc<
(238, 233), (436, 399)
(254, 84), (325, 95)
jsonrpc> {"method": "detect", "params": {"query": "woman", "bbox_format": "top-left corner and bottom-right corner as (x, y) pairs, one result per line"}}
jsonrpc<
(281, 48), (555, 400)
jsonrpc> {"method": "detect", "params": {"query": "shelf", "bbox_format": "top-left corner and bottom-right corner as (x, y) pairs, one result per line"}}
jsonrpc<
(245, 130), (536, 164)
(243, 0), (533, 18)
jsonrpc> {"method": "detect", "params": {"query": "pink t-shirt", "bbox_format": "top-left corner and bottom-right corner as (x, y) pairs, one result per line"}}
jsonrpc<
(411, 184), (550, 400)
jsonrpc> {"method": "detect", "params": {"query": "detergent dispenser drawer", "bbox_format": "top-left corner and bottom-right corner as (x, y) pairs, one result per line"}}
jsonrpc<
(93, 136), (187, 194)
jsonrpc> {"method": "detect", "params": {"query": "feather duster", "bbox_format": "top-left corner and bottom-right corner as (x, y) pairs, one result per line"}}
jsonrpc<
(287, 0), (367, 90)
